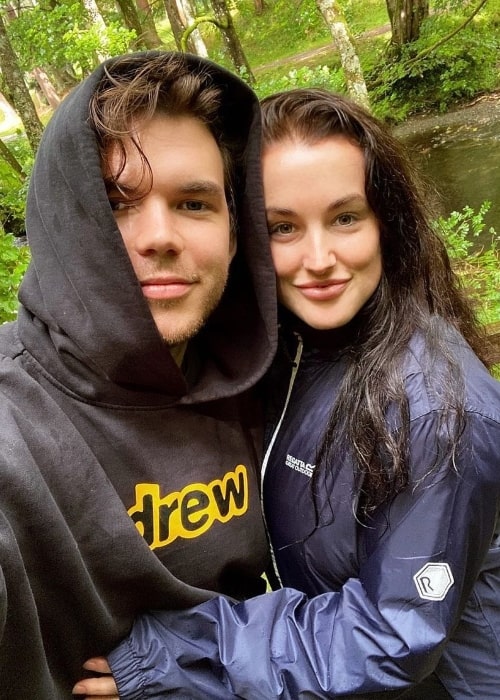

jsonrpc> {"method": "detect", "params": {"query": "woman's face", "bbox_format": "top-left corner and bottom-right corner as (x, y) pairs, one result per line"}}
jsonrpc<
(263, 135), (382, 330)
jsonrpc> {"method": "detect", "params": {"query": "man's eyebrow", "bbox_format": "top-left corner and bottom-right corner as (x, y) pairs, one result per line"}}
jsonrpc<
(177, 180), (225, 196)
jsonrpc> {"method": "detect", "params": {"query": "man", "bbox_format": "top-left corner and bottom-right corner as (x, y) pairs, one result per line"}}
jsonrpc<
(0, 51), (276, 698)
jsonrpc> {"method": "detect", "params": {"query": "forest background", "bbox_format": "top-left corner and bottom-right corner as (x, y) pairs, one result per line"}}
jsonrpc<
(0, 0), (499, 342)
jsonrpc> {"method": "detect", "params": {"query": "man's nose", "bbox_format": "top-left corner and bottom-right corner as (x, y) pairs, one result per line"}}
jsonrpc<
(134, 202), (185, 256)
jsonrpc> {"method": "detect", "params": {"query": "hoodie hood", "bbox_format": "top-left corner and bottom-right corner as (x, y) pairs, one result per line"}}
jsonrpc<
(19, 51), (277, 405)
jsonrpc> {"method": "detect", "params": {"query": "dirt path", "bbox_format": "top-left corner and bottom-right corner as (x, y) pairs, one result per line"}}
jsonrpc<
(255, 24), (391, 74)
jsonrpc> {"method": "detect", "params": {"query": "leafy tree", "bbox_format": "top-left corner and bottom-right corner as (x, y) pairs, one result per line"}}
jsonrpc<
(0, 12), (44, 153)
(370, 0), (498, 120)
(6, 0), (136, 85)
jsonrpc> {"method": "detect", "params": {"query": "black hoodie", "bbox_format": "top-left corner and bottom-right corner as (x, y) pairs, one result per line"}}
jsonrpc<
(0, 52), (276, 698)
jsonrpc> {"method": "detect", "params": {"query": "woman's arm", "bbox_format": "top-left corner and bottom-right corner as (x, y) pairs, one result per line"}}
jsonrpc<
(77, 414), (500, 699)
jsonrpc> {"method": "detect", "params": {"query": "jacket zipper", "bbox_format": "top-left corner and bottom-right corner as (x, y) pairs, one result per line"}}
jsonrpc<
(261, 335), (303, 588)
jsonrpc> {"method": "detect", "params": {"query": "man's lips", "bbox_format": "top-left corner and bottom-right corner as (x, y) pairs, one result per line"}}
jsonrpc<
(140, 276), (195, 300)
(295, 279), (350, 300)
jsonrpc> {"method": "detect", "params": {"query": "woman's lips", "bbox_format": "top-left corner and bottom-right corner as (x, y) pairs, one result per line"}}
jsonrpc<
(295, 279), (349, 301)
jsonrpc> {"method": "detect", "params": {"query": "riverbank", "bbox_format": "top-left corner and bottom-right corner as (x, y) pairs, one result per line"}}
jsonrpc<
(393, 91), (500, 140)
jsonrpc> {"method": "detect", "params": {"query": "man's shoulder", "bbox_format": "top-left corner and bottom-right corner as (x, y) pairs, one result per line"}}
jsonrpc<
(0, 321), (43, 408)
(0, 320), (22, 360)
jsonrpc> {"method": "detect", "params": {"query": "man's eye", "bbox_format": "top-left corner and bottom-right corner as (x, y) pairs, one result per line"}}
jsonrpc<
(181, 200), (207, 212)
(108, 195), (141, 212)
(109, 200), (131, 212)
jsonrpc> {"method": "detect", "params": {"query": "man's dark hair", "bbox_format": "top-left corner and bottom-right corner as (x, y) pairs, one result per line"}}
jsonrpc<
(89, 52), (237, 225)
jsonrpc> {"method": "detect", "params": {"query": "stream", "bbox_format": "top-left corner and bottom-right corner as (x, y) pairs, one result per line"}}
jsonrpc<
(393, 93), (500, 248)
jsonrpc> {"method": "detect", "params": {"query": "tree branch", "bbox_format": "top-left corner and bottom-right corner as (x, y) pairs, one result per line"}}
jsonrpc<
(180, 16), (227, 52)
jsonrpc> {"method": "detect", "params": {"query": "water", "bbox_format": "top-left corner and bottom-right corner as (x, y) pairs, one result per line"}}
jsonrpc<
(394, 96), (500, 248)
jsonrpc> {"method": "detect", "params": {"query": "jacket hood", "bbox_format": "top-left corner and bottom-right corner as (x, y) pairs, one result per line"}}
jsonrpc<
(19, 51), (277, 405)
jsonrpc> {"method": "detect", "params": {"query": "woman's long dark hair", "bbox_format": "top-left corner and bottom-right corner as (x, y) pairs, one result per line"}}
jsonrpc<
(261, 88), (492, 516)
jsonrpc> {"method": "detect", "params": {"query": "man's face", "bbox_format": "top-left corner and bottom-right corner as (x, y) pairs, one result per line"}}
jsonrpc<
(105, 114), (235, 357)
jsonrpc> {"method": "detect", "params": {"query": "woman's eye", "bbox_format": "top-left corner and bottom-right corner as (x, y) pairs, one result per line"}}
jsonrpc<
(269, 222), (294, 236)
(336, 213), (355, 226)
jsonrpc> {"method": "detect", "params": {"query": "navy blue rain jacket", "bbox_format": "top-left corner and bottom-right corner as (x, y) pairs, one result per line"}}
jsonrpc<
(108, 324), (500, 699)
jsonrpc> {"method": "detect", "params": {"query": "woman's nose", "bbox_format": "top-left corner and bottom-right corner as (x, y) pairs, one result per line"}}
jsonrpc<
(303, 230), (336, 273)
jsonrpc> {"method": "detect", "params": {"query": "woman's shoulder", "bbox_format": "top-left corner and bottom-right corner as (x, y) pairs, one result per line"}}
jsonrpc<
(405, 322), (500, 424)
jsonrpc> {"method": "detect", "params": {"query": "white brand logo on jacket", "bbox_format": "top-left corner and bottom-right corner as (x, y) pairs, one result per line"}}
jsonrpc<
(285, 453), (315, 478)
(413, 562), (454, 601)
(128, 464), (249, 550)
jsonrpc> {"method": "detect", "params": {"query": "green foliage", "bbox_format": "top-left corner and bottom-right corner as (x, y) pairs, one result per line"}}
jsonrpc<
(234, 0), (328, 66)
(369, 7), (500, 121)
(0, 233), (29, 323)
(340, 0), (389, 36)
(6, 1), (136, 78)
(62, 21), (136, 75)
(255, 64), (345, 99)
(7, 1), (87, 71)
(436, 202), (500, 325)
(0, 135), (32, 237)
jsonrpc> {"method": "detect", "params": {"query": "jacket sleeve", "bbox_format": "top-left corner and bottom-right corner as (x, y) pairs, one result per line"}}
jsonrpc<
(108, 412), (500, 699)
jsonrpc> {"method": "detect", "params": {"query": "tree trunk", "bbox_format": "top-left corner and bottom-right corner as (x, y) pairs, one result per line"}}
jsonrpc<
(31, 67), (61, 110)
(315, 0), (370, 109)
(136, 0), (164, 48)
(386, 0), (429, 48)
(209, 0), (255, 83)
(116, 0), (148, 47)
(163, 0), (185, 50)
(177, 0), (208, 56)
(82, 0), (109, 60)
(254, 0), (265, 15)
(0, 14), (44, 153)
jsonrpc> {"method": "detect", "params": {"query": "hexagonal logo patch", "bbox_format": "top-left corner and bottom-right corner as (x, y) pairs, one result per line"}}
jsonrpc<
(413, 562), (454, 601)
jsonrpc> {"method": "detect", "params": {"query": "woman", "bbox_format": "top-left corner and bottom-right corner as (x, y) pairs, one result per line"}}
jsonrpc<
(75, 89), (500, 699)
